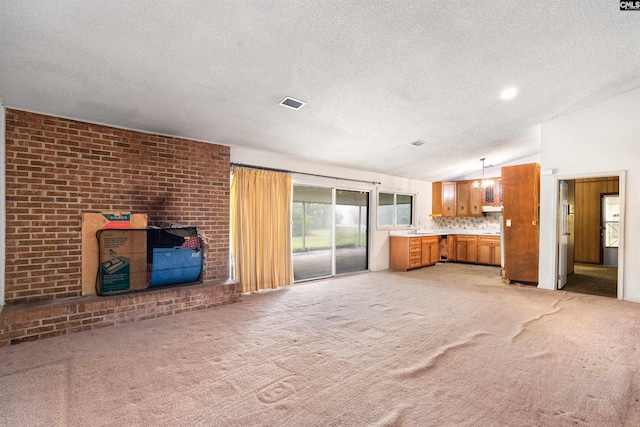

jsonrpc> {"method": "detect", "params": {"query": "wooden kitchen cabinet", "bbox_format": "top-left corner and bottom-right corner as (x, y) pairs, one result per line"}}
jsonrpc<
(456, 181), (469, 216)
(456, 181), (483, 217)
(469, 184), (483, 216)
(447, 235), (456, 261)
(421, 235), (440, 266)
(431, 181), (456, 217)
(389, 235), (439, 270)
(431, 182), (443, 216)
(455, 235), (478, 263)
(483, 178), (503, 206)
(477, 235), (501, 266)
(442, 182), (456, 217)
(432, 180), (485, 217)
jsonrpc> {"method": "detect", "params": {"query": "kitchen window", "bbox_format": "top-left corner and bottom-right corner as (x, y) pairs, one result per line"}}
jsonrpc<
(378, 192), (414, 227)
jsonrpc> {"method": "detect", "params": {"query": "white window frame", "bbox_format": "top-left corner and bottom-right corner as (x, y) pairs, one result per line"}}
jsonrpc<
(377, 190), (415, 229)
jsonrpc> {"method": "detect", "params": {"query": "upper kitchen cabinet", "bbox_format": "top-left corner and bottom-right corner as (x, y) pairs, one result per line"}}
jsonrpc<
(467, 181), (484, 216)
(456, 181), (469, 216)
(442, 182), (456, 217)
(502, 163), (540, 284)
(482, 178), (503, 206)
(431, 182), (442, 216)
(469, 185), (483, 215)
(432, 179), (496, 217)
(432, 181), (456, 217)
(457, 181), (483, 217)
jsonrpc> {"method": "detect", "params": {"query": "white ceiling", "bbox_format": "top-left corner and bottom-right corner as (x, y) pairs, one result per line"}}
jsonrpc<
(1, 1), (639, 181)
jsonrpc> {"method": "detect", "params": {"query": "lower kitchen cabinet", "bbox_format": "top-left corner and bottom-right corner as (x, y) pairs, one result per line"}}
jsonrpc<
(477, 236), (501, 266)
(450, 234), (501, 266)
(391, 234), (501, 270)
(389, 235), (440, 271)
(455, 235), (478, 263)
(421, 236), (440, 266)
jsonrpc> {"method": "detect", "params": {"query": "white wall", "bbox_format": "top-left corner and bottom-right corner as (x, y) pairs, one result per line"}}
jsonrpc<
(538, 87), (640, 301)
(231, 148), (432, 272)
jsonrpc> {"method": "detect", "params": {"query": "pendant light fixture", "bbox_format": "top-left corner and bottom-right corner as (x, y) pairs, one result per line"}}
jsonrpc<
(473, 158), (494, 191)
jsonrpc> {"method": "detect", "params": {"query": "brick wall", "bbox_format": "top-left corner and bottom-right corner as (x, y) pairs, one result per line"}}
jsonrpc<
(4, 109), (231, 303)
(0, 280), (241, 346)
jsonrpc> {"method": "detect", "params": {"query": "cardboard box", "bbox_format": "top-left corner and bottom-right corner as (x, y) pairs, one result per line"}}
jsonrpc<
(81, 212), (148, 295)
(97, 229), (148, 294)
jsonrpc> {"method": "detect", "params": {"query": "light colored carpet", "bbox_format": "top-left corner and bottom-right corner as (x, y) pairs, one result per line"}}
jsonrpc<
(1, 263), (640, 426)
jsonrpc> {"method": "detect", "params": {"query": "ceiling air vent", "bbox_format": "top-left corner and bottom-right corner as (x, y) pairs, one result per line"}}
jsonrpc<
(279, 97), (306, 110)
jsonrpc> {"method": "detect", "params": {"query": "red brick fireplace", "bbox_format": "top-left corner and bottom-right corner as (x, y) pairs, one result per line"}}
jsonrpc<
(0, 109), (240, 346)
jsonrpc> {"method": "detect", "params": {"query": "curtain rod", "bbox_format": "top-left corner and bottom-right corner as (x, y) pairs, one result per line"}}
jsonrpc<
(230, 162), (381, 185)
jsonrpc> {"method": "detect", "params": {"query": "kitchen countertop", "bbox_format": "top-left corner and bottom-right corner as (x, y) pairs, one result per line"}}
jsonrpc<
(389, 228), (501, 237)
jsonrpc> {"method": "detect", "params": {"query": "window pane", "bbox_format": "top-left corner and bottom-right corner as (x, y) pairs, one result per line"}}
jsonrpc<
(396, 195), (413, 225)
(604, 195), (620, 248)
(378, 192), (394, 205)
(378, 192), (394, 226)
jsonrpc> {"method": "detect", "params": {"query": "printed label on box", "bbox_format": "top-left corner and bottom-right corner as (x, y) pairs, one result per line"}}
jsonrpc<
(100, 252), (131, 292)
(97, 229), (147, 294)
(102, 213), (131, 229)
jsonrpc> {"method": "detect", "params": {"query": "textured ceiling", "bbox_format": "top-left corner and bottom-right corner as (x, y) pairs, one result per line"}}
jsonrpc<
(1, 1), (639, 181)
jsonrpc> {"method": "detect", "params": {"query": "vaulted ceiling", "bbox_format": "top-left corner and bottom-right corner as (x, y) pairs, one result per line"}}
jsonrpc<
(1, 1), (639, 181)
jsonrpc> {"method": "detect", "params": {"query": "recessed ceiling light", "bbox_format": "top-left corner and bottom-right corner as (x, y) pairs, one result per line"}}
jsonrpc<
(411, 140), (426, 147)
(279, 97), (306, 110)
(500, 87), (518, 100)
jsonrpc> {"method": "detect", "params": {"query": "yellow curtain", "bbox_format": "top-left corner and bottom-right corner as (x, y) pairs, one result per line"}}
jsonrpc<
(231, 167), (293, 292)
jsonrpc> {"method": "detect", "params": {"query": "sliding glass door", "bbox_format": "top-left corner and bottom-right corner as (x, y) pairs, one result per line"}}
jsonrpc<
(335, 190), (368, 275)
(292, 185), (368, 281)
(292, 186), (333, 280)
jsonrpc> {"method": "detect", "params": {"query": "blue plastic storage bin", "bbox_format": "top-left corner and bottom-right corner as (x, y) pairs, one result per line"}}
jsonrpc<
(149, 246), (202, 287)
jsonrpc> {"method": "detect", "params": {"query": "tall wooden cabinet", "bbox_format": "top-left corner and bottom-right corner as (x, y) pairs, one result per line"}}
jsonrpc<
(502, 163), (540, 283)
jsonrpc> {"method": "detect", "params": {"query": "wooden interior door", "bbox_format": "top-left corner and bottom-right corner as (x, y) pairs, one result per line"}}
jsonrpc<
(574, 178), (619, 263)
